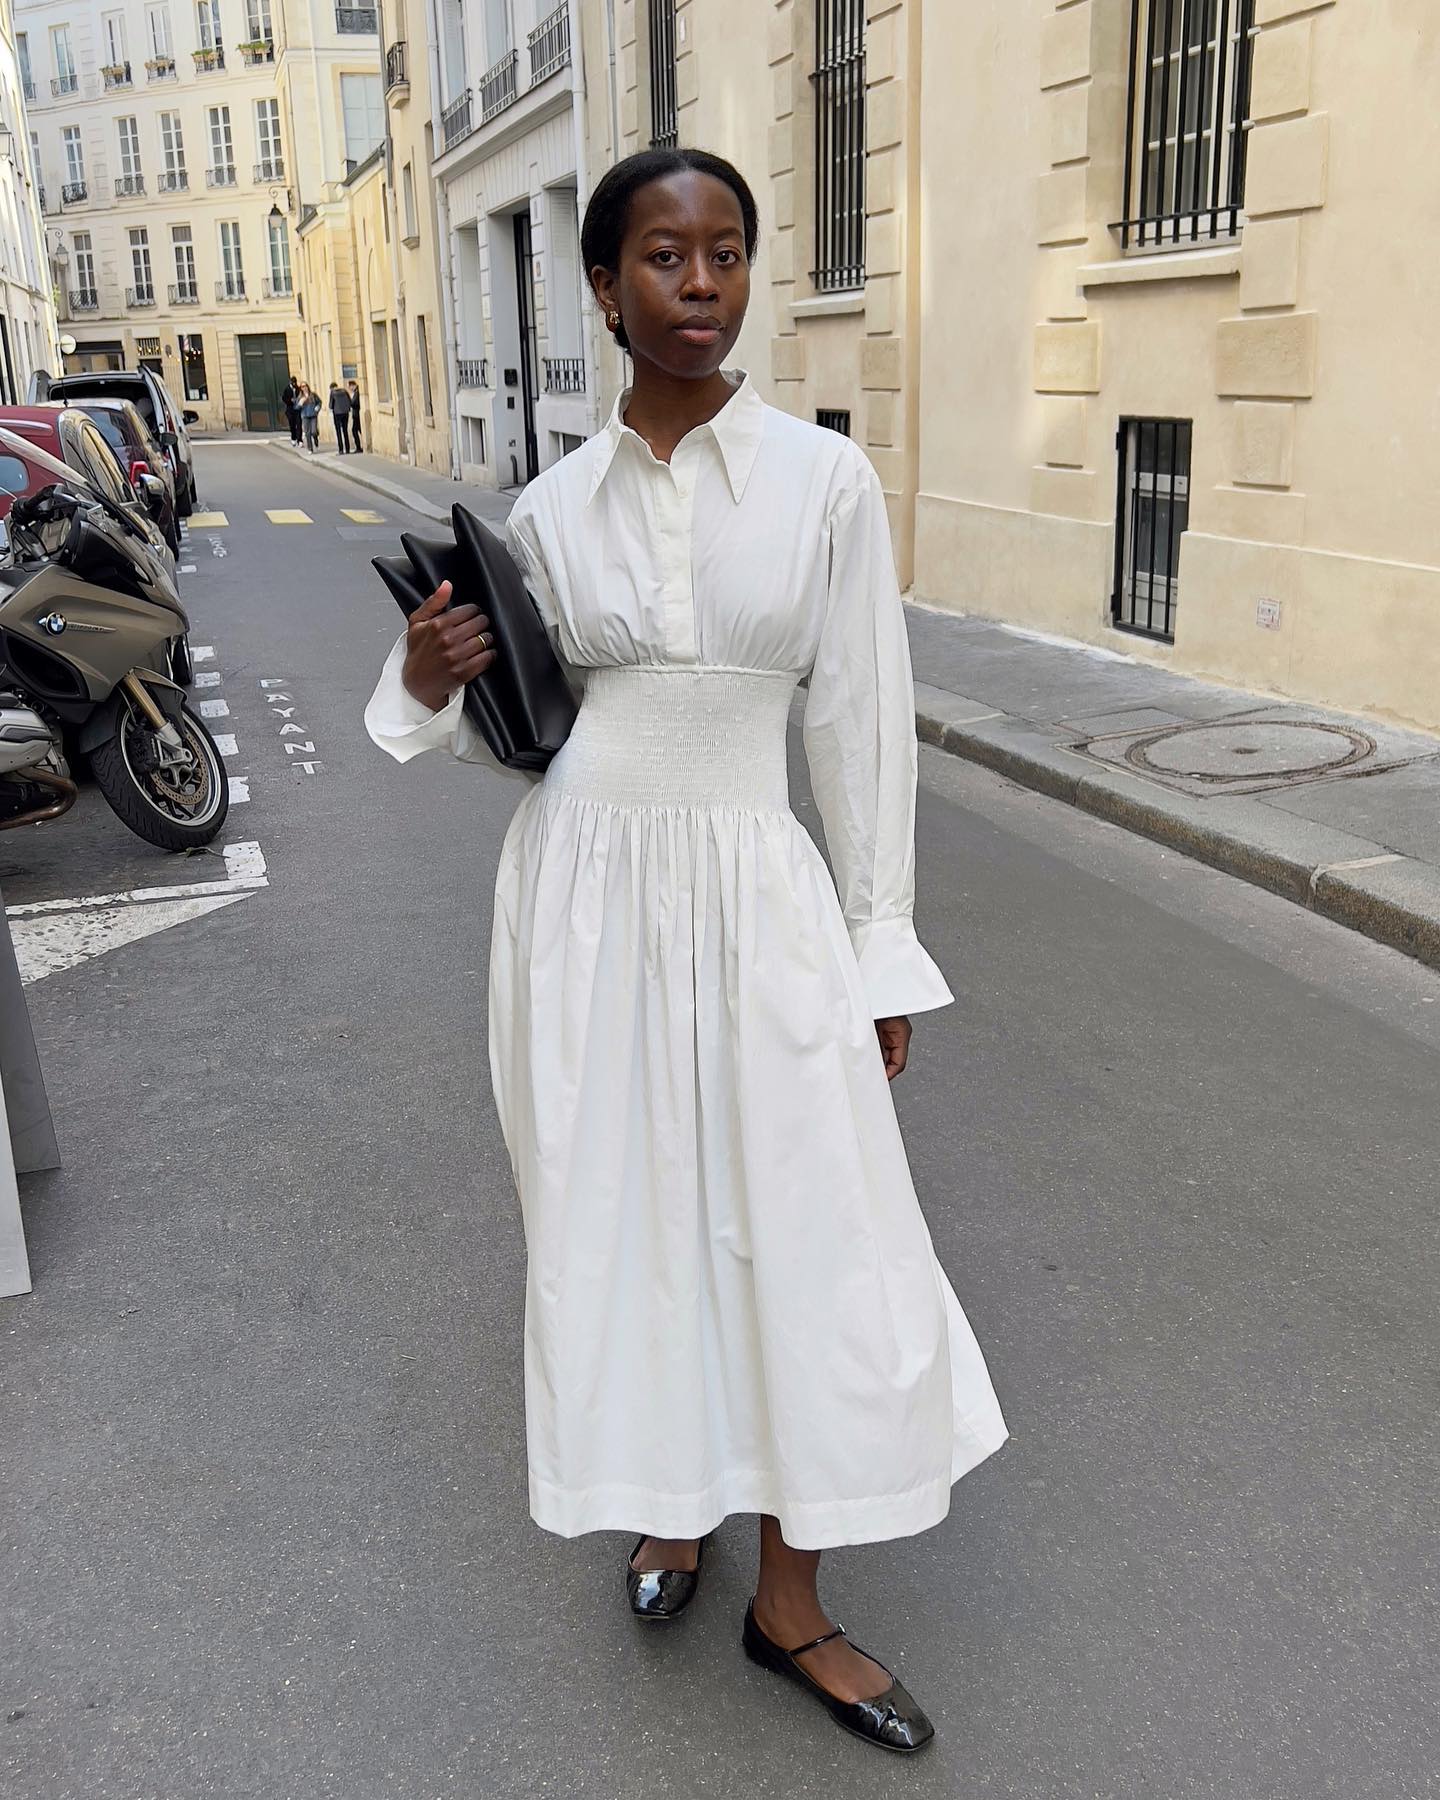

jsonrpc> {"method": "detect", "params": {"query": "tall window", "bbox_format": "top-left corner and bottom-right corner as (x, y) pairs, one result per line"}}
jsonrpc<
(267, 215), (292, 294)
(648, 0), (678, 149)
(416, 314), (434, 418)
(254, 98), (283, 177)
(401, 161), (417, 239)
(245, 0), (273, 40)
(218, 219), (244, 296)
(1113, 418), (1192, 641)
(147, 5), (173, 57)
(811, 0), (865, 293)
(370, 320), (391, 402)
(73, 231), (95, 294)
(179, 332), (208, 400)
(196, 0), (221, 51)
(208, 105), (234, 178)
(1119, 0), (1256, 249)
(159, 112), (186, 183)
(172, 224), (196, 294)
(482, 0), (510, 60)
(340, 74), (384, 167)
(129, 228), (154, 299)
(102, 13), (128, 66)
(117, 116), (143, 193)
(62, 126), (85, 186)
(50, 25), (76, 92)
(16, 33), (32, 97)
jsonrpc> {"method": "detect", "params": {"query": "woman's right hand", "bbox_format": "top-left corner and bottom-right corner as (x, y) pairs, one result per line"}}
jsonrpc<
(401, 580), (498, 713)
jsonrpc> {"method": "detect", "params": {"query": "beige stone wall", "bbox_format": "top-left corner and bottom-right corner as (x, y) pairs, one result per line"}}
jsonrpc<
(916, 0), (1440, 732)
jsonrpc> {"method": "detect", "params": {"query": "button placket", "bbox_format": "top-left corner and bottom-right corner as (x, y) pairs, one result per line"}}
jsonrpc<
(662, 446), (700, 664)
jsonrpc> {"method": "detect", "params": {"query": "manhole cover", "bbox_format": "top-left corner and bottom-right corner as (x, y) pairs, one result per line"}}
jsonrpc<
(1128, 719), (1374, 784)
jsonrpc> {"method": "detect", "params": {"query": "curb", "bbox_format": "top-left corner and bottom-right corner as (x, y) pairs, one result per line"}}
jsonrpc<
(913, 685), (1440, 974)
(263, 438), (516, 527)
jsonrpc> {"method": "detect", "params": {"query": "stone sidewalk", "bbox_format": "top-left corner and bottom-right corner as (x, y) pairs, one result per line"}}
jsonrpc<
(299, 437), (1440, 971)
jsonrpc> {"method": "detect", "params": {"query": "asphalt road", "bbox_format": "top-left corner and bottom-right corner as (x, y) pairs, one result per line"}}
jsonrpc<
(4, 441), (1437, 1800)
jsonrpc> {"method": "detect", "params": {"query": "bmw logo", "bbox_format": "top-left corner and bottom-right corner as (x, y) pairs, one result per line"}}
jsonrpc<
(38, 612), (66, 635)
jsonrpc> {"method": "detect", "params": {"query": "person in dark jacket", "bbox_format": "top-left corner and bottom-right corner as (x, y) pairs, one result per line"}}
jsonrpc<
(281, 376), (302, 445)
(328, 381), (353, 454)
(300, 384), (321, 453)
(347, 380), (363, 452)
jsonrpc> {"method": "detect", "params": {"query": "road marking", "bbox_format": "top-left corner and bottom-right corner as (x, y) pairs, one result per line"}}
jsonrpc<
(193, 645), (215, 662)
(266, 509), (313, 525)
(188, 511), (228, 528)
(341, 508), (385, 523)
(212, 733), (239, 757)
(5, 841), (270, 918)
(178, 563), (197, 574)
(11, 892), (252, 984)
(228, 776), (250, 803)
(198, 698), (230, 718)
(195, 670), (221, 688)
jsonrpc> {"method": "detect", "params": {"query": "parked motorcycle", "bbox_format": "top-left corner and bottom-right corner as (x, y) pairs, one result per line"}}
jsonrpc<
(0, 466), (228, 851)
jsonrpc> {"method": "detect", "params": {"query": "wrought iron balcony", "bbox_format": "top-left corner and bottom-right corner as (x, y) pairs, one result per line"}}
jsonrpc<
(528, 4), (571, 85)
(169, 282), (199, 305)
(51, 73), (79, 96)
(335, 6), (378, 32)
(61, 181), (87, 205)
(457, 358), (488, 388)
(239, 39), (275, 65)
(37, 186), (47, 212)
(115, 174), (145, 197)
(69, 288), (99, 312)
(126, 285), (156, 307)
(206, 165), (238, 188)
(385, 40), (407, 93)
(479, 50), (517, 123)
(262, 276), (293, 299)
(216, 279), (246, 302)
(22, 78), (34, 101)
(146, 55), (176, 81)
(102, 61), (132, 89)
(441, 90), (473, 151)
(254, 158), (285, 183)
(157, 170), (188, 192)
(543, 356), (585, 395)
(192, 46), (225, 72)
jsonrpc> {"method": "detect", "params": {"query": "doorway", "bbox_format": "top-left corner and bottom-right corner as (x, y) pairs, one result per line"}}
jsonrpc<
(512, 211), (539, 483)
(238, 332), (291, 430)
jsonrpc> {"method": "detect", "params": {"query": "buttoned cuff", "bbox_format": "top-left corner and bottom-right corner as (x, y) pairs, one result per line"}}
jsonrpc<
(363, 631), (468, 764)
(850, 915), (955, 1018)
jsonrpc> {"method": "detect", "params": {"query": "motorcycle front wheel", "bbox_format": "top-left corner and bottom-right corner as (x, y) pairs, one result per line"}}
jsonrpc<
(90, 690), (229, 850)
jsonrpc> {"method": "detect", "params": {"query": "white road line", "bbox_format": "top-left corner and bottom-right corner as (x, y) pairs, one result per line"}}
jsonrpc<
(228, 776), (250, 803)
(179, 563), (197, 573)
(192, 645), (215, 662)
(195, 670), (222, 688)
(5, 841), (270, 918)
(198, 698), (230, 718)
(212, 733), (239, 757)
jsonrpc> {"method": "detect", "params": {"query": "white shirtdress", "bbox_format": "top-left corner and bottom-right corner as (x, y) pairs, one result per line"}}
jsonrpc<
(365, 370), (1008, 1550)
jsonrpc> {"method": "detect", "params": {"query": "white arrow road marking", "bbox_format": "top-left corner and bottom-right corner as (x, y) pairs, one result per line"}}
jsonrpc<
(5, 841), (269, 917)
(11, 892), (252, 985)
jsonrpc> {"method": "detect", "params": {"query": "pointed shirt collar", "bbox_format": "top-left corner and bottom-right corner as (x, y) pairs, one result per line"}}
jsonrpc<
(585, 368), (765, 506)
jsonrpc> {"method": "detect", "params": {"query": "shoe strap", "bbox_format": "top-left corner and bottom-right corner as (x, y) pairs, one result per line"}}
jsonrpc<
(787, 1623), (847, 1658)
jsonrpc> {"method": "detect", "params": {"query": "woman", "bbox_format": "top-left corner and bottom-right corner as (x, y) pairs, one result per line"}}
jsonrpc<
(299, 384), (320, 454)
(365, 148), (1007, 1754)
(347, 379), (363, 452)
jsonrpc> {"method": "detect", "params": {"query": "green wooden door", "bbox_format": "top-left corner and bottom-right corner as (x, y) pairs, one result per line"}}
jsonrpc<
(238, 333), (290, 431)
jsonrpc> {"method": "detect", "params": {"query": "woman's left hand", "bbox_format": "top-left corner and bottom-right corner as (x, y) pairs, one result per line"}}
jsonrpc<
(875, 1016), (912, 1081)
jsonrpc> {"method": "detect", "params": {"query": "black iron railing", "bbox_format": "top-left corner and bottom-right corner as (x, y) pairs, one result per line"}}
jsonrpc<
(126, 285), (156, 307)
(811, 0), (865, 292)
(254, 158), (285, 182)
(69, 288), (99, 311)
(207, 165), (237, 187)
(385, 40), (408, 90)
(648, 0), (678, 147)
(543, 357), (585, 395)
(529, 4), (571, 84)
(115, 174), (146, 197)
(22, 78), (34, 101)
(335, 6), (377, 32)
(479, 50), (517, 122)
(1112, 417), (1192, 641)
(216, 279), (246, 301)
(146, 56), (176, 80)
(441, 90), (473, 148)
(1116, 0), (1255, 250)
(61, 181), (87, 204)
(816, 408), (851, 435)
(262, 276), (292, 298)
(51, 73), (79, 96)
(240, 39), (275, 64)
(158, 170), (188, 191)
(169, 282), (199, 304)
(102, 62), (132, 88)
(457, 358), (488, 387)
(193, 46), (225, 72)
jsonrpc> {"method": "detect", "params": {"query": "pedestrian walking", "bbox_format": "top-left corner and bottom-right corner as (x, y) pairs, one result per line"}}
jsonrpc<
(300, 384), (320, 454)
(347, 379), (363, 452)
(329, 381), (352, 454)
(281, 375), (302, 445)
(364, 147), (1008, 1757)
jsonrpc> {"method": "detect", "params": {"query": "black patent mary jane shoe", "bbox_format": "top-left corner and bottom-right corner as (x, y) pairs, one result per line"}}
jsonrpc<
(626, 1535), (707, 1621)
(741, 1599), (935, 1754)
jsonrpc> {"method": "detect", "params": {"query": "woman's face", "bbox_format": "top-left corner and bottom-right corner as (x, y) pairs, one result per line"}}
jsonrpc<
(592, 171), (750, 379)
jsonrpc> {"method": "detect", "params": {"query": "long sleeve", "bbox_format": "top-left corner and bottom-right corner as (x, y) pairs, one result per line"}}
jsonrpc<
(802, 461), (955, 1019)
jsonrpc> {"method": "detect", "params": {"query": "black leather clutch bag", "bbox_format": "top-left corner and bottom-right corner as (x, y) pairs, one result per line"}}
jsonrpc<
(373, 502), (577, 771)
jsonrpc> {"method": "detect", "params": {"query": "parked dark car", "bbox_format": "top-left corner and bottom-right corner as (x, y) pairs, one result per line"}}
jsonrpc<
(0, 405), (179, 590)
(68, 397), (181, 557)
(28, 368), (198, 516)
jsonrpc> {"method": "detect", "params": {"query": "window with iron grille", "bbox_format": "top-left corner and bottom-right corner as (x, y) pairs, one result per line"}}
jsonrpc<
(648, 0), (678, 149)
(1118, 0), (1256, 250)
(812, 0), (865, 292)
(816, 409), (850, 436)
(1113, 418), (1191, 641)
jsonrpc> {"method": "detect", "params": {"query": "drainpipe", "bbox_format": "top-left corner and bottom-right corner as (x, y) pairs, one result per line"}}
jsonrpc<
(569, 0), (599, 438)
(428, 0), (463, 480)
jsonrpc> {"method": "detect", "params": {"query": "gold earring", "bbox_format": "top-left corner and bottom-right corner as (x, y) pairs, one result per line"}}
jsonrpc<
(606, 311), (620, 331)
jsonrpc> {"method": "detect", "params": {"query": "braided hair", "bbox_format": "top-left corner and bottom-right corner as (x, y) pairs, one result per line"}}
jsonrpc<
(581, 148), (760, 354)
